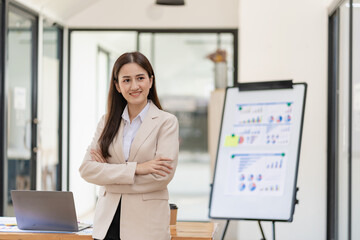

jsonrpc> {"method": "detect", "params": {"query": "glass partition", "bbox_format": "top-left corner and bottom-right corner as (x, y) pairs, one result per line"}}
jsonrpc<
(69, 30), (236, 221)
(139, 32), (235, 220)
(338, 3), (350, 239)
(329, 1), (360, 239)
(37, 19), (62, 191)
(5, 6), (37, 216)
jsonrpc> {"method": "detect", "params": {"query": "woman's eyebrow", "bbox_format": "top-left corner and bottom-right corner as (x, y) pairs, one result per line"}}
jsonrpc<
(121, 73), (145, 78)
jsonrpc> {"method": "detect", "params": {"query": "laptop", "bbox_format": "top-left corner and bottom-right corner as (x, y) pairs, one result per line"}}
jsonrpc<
(11, 190), (92, 232)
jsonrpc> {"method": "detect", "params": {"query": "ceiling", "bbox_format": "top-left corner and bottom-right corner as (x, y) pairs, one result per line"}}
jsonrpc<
(16, 0), (101, 23)
(15, 0), (239, 29)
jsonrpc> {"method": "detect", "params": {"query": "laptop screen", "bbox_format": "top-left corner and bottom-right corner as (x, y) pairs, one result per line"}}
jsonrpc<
(11, 190), (88, 232)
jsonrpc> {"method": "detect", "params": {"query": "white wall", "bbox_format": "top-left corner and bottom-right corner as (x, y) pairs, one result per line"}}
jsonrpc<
(66, 0), (238, 28)
(69, 34), (99, 218)
(237, 0), (332, 239)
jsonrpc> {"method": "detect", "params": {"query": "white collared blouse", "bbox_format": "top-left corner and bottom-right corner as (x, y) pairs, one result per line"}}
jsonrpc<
(121, 101), (150, 162)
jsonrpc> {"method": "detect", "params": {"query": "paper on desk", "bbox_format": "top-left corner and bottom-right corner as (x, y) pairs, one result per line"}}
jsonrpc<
(0, 225), (75, 234)
(0, 217), (92, 235)
(0, 217), (17, 225)
(0, 226), (93, 235)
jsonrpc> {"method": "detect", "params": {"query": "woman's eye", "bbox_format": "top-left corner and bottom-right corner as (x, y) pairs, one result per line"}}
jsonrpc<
(123, 79), (130, 83)
(138, 77), (144, 81)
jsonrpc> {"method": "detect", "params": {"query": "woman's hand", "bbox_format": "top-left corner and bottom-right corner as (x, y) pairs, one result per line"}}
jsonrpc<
(90, 149), (106, 163)
(136, 158), (173, 177)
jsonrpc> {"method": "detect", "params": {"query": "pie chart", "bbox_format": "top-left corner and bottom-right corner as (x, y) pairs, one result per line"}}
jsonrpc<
(249, 183), (256, 191)
(239, 183), (246, 191)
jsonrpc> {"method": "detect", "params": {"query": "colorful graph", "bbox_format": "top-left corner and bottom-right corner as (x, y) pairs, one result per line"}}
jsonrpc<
(266, 158), (284, 169)
(228, 102), (293, 147)
(239, 174), (245, 181)
(225, 152), (287, 196)
(239, 183), (246, 191)
(249, 183), (256, 191)
(248, 174), (254, 181)
(287, 115), (291, 122)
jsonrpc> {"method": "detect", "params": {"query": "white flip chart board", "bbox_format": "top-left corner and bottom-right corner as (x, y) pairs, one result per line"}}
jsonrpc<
(209, 82), (307, 221)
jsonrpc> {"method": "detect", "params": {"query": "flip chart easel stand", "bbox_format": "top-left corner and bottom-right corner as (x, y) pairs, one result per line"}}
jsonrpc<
(211, 80), (305, 240)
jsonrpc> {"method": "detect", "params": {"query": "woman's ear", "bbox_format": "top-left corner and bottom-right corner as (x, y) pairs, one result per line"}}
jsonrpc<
(149, 76), (154, 88)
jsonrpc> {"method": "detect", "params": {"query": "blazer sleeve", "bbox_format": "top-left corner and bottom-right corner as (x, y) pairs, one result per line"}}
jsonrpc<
(105, 114), (179, 194)
(79, 116), (137, 186)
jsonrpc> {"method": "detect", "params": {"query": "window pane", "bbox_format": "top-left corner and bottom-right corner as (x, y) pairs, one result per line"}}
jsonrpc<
(38, 20), (61, 191)
(220, 33), (235, 86)
(139, 32), (153, 60)
(155, 33), (214, 221)
(338, 1), (350, 239)
(6, 9), (34, 216)
(140, 33), (234, 220)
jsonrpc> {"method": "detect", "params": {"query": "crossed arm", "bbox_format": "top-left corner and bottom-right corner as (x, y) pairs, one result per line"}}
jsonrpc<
(79, 115), (179, 194)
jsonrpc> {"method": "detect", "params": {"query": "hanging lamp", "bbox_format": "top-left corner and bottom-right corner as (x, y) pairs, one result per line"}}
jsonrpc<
(156, 0), (185, 6)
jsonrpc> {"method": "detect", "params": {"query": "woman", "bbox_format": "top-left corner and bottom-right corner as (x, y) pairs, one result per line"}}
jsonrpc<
(79, 52), (179, 240)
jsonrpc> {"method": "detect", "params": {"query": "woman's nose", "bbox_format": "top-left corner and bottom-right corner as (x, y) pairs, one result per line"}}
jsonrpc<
(130, 80), (139, 89)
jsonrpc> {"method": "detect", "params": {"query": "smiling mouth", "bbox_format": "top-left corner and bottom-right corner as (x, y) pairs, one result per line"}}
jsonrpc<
(129, 91), (141, 96)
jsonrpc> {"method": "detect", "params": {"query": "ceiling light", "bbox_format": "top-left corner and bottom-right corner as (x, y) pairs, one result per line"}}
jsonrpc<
(156, 0), (185, 6)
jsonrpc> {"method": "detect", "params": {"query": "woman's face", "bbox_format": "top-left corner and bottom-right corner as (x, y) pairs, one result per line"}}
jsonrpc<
(115, 62), (153, 109)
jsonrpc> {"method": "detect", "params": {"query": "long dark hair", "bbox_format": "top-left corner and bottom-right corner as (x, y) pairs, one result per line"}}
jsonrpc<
(98, 52), (162, 159)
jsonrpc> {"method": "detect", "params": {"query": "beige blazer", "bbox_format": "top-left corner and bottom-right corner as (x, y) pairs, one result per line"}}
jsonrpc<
(79, 102), (179, 240)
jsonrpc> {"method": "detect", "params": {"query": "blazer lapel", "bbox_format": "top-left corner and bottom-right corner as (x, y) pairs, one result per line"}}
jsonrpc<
(128, 102), (161, 162)
(111, 120), (126, 163)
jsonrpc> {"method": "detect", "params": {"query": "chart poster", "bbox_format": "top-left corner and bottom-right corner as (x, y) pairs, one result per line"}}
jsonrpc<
(210, 83), (306, 221)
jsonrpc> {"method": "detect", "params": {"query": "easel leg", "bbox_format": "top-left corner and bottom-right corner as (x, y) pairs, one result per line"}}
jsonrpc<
(272, 221), (276, 240)
(221, 220), (230, 240)
(258, 221), (266, 240)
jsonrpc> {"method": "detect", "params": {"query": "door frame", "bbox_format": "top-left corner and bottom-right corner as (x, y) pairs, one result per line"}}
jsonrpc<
(0, 0), (38, 215)
(327, 0), (354, 239)
(8, 1), (39, 191)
